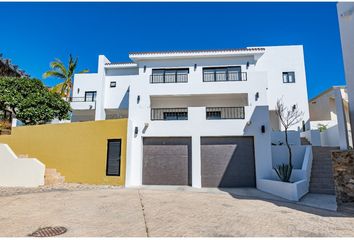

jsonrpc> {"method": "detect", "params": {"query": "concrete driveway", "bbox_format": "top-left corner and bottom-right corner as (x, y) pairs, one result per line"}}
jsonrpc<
(0, 185), (353, 237)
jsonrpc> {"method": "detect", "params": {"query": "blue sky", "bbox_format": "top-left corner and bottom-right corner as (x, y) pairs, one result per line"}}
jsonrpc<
(0, 2), (345, 99)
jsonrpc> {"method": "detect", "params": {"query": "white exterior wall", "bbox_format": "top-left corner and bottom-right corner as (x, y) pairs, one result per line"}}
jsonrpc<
(338, 2), (354, 145)
(71, 45), (310, 191)
(255, 46), (310, 130)
(0, 144), (45, 187)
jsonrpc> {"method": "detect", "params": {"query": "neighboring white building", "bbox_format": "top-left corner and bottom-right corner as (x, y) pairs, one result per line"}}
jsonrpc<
(71, 45), (310, 197)
(338, 2), (354, 146)
(307, 86), (352, 149)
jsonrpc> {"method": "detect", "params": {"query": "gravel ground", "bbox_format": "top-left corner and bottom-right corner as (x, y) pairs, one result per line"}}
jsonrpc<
(0, 184), (354, 237)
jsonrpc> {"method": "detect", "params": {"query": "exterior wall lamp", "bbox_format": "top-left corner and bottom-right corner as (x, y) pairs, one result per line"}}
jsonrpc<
(194, 64), (197, 71)
(255, 92), (259, 101)
(246, 61), (250, 69)
(292, 104), (297, 111)
(134, 127), (138, 135)
(137, 95), (140, 104)
(143, 65), (146, 73)
(77, 88), (80, 94)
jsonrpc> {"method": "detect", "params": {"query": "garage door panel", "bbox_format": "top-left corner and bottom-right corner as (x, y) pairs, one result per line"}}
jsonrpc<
(201, 137), (255, 188)
(143, 137), (191, 186)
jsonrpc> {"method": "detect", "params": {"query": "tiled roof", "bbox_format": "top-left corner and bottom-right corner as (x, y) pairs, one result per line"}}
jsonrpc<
(105, 62), (136, 66)
(129, 48), (265, 55)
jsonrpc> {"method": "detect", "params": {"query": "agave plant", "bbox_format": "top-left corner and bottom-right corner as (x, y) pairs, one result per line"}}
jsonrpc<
(274, 163), (292, 182)
(43, 54), (88, 98)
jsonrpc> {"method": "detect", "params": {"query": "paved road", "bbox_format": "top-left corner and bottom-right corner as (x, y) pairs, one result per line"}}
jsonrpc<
(0, 187), (353, 237)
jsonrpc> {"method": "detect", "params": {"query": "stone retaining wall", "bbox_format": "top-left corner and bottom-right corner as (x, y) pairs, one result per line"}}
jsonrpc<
(331, 150), (354, 207)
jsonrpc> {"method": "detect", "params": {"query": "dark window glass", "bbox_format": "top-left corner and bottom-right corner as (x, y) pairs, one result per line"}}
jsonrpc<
(203, 66), (242, 81)
(282, 72), (296, 83)
(110, 82), (116, 88)
(163, 111), (188, 120)
(106, 139), (121, 176)
(206, 111), (222, 119)
(84, 91), (97, 101)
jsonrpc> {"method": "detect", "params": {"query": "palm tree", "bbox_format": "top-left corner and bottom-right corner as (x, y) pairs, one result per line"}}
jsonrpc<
(43, 54), (88, 98)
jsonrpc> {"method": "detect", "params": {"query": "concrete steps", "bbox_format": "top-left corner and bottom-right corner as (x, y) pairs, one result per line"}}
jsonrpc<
(44, 168), (65, 185)
(309, 147), (339, 195)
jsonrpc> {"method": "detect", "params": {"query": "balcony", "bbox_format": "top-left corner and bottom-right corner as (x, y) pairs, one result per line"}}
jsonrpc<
(151, 108), (188, 121)
(206, 107), (245, 120)
(150, 73), (188, 84)
(203, 72), (247, 82)
(67, 97), (96, 110)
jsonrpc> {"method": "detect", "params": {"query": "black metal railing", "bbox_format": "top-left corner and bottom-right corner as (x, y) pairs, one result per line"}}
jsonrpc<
(151, 108), (188, 121)
(150, 73), (188, 83)
(203, 72), (247, 82)
(66, 97), (96, 102)
(206, 107), (245, 120)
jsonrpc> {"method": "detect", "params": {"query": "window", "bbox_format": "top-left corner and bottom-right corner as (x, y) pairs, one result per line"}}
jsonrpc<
(163, 111), (188, 120)
(150, 68), (189, 83)
(110, 81), (116, 88)
(206, 107), (245, 120)
(106, 139), (121, 176)
(151, 108), (188, 120)
(206, 110), (222, 120)
(203, 66), (244, 81)
(84, 91), (97, 102)
(282, 72), (295, 83)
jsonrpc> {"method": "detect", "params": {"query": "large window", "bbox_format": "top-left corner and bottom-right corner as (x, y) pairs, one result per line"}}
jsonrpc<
(106, 139), (121, 176)
(282, 72), (296, 83)
(84, 91), (97, 102)
(150, 68), (189, 83)
(151, 108), (188, 120)
(203, 66), (245, 82)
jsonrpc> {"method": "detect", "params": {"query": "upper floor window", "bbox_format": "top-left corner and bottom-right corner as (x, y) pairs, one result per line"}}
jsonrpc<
(282, 72), (295, 83)
(203, 66), (246, 82)
(150, 68), (189, 83)
(110, 81), (116, 88)
(84, 91), (97, 102)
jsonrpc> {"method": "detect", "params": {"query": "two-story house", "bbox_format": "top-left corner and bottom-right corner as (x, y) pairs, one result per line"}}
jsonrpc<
(71, 45), (310, 189)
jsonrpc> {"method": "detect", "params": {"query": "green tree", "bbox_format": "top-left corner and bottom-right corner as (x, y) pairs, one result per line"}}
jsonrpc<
(43, 54), (88, 97)
(0, 77), (71, 125)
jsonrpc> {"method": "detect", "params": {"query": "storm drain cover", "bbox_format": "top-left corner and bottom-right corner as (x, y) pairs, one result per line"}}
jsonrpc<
(28, 227), (67, 237)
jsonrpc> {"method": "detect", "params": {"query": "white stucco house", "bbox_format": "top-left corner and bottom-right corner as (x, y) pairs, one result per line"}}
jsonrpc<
(306, 86), (352, 149)
(71, 45), (312, 200)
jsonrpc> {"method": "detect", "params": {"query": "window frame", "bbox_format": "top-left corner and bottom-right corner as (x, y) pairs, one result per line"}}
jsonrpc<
(282, 72), (296, 83)
(203, 66), (242, 82)
(106, 139), (122, 177)
(151, 68), (189, 83)
(84, 91), (97, 102)
(110, 81), (117, 88)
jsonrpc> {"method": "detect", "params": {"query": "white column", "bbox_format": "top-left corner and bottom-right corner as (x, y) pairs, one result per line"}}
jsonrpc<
(191, 135), (202, 188)
(335, 88), (349, 150)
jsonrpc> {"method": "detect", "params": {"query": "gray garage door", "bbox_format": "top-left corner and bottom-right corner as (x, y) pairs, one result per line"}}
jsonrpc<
(201, 137), (255, 187)
(143, 137), (192, 185)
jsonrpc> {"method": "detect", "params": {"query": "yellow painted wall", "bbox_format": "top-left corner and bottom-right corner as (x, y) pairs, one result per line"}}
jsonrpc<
(0, 119), (127, 186)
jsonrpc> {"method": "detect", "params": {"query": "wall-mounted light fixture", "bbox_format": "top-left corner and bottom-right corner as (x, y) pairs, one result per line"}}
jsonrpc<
(255, 92), (259, 101)
(194, 64), (197, 71)
(292, 104), (297, 111)
(137, 95), (141, 104)
(77, 88), (80, 94)
(261, 125), (266, 133)
(143, 65), (147, 73)
(246, 61), (250, 69)
(134, 127), (138, 135)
